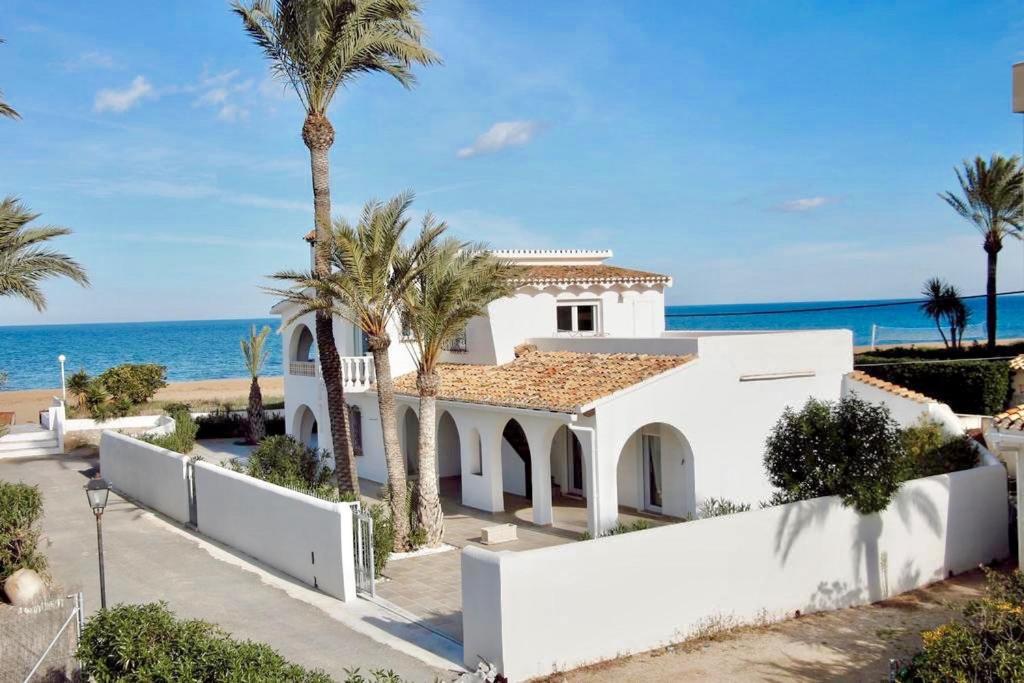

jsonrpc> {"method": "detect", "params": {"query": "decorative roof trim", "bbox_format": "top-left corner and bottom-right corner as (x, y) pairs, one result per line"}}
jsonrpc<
(846, 370), (934, 404)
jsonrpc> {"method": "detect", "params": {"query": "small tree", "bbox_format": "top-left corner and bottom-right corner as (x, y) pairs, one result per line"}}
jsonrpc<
(920, 277), (971, 350)
(764, 394), (906, 514)
(240, 324), (272, 444)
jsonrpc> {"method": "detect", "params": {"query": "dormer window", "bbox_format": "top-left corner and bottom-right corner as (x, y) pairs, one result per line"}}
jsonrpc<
(556, 303), (598, 334)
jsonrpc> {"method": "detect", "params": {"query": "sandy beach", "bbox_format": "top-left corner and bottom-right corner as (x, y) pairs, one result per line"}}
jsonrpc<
(0, 376), (284, 425)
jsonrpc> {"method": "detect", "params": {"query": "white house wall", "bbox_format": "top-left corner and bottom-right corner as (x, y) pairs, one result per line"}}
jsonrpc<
(500, 437), (527, 497)
(841, 376), (964, 435)
(462, 459), (1009, 681)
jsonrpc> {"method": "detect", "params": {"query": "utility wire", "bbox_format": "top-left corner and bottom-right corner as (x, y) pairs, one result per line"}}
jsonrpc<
(666, 289), (1024, 318)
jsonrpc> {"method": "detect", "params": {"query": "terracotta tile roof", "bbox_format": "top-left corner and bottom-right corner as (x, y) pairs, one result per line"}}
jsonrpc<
(1010, 354), (1024, 371)
(846, 370), (934, 404)
(509, 264), (671, 287)
(993, 404), (1024, 431)
(304, 229), (316, 242)
(393, 350), (695, 413)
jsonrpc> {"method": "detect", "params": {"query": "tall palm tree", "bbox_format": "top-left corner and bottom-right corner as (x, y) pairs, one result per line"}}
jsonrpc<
(241, 324), (273, 444)
(403, 235), (514, 546)
(233, 0), (439, 495)
(268, 192), (443, 549)
(939, 155), (1024, 349)
(0, 39), (19, 120)
(0, 197), (88, 310)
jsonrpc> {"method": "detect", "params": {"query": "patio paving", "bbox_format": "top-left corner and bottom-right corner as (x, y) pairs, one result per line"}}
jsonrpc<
(368, 476), (675, 643)
(191, 437), (257, 466)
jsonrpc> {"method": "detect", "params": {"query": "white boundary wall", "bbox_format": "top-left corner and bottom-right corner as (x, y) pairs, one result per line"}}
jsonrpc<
(192, 461), (356, 601)
(99, 431), (191, 524)
(462, 461), (1009, 681)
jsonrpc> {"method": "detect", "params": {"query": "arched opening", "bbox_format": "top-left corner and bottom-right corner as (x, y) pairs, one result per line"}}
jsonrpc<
(616, 422), (694, 521)
(501, 419), (531, 499)
(437, 411), (462, 499)
(401, 407), (420, 476)
(290, 324), (316, 362)
(293, 404), (319, 450)
(550, 425), (585, 500)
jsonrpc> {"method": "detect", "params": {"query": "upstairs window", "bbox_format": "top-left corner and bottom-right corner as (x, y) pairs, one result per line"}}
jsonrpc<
(556, 303), (598, 334)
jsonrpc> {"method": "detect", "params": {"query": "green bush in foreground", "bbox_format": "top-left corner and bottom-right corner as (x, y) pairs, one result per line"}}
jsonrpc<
(901, 418), (979, 480)
(232, 435), (335, 495)
(698, 497), (752, 518)
(0, 480), (47, 581)
(77, 602), (332, 682)
(142, 409), (198, 455)
(897, 569), (1024, 682)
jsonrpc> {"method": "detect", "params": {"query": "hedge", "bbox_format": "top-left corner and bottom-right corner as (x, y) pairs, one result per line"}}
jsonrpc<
(854, 357), (1011, 415)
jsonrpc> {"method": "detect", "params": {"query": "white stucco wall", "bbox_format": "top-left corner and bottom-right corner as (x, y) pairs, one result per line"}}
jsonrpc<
(192, 461), (356, 601)
(99, 431), (191, 524)
(500, 437), (527, 497)
(462, 460), (1009, 681)
(842, 376), (963, 435)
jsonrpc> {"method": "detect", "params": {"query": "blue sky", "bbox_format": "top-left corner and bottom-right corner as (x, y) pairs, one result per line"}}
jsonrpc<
(2, 0), (1024, 325)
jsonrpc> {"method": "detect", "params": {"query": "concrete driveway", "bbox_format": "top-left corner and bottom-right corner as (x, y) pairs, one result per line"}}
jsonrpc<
(0, 453), (460, 682)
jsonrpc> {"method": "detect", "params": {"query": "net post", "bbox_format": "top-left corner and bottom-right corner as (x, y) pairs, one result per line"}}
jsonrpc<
(870, 324), (877, 351)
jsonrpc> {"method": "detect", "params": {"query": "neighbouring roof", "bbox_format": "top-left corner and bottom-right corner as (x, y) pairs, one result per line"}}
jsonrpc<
(304, 229), (316, 242)
(393, 350), (695, 413)
(993, 404), (1024, 431)
(1010, 354), (1024, 371)
(846, 370), (934, 404)
(509, 264), (672, 288)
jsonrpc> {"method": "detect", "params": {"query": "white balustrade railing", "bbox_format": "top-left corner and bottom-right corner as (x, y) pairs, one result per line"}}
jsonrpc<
(339, 355), (375, 391)
(288, 356), (375, 392)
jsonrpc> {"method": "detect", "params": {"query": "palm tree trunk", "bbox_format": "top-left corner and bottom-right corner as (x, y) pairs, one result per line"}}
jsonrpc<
(247, 377), (265, 444)
(369, 337), (410, 550)
(416, 370), (444, 547)
(985, 241), (1000, 350)
(304, 111), (358, 496)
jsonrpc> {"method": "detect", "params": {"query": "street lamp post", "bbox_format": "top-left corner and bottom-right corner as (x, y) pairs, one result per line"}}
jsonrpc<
(57, 354), (66, 404)
(85, 478), (110, 609)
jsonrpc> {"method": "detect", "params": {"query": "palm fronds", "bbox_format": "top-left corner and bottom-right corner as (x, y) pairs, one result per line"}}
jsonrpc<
(231, 0), (441, 115)
(241, 325), (273, 379)
(0, 38), (18, 120)
(939, 154), (1024, 246)
(0, 197), (89, 311)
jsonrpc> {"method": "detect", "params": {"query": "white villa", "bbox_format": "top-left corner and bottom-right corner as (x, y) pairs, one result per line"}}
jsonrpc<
(271, 244), (946, 536)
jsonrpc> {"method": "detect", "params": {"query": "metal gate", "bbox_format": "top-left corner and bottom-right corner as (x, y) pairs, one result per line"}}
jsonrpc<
(352, 506), (376, 597)
(2, 592), (85, 683)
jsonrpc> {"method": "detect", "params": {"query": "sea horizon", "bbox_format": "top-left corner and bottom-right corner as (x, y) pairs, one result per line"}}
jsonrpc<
(1, 294), (1023, 391)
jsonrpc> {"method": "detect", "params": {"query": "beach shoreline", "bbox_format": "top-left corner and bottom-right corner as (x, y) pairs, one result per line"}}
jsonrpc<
(0, 375), (284, 425)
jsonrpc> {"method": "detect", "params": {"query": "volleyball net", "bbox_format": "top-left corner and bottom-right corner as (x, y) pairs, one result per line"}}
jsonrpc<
(869, 323), (987, 350)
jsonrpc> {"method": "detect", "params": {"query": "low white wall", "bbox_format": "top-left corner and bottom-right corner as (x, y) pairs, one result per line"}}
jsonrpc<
(67, 414), (172, 434)
(463, 462), (1010, 681)
(99, 431), (191, 524)
(192, 461), (356, 601)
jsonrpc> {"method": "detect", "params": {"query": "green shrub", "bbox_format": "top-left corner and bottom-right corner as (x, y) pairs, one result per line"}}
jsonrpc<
(698, 497), (752, 518)
(897, 569), (1024, 682)
(366, 503), (394, 576)
(96, 363), (167, 405)
(0, 481), (47, 581)
(142, 410), (198, 455)
(901, 418), (979, 479)
(580, 519), (654, 540)
(344, 669), (406, 683)
(77, 602), (332, 682)
(380, 481), (427, 550)
(764, 395), (906, 514)
(855, 358), (1011, 415)
(232, 435), (336, 497)
(196, 405), (285, 440)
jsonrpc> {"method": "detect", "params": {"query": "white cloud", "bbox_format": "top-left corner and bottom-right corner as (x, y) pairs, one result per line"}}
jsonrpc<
(777, 196), (837, 212)
(94, 75), (153, 112)
(217, 103), (249, 122)
(195, 88), (228, 106)
(64, 50), (116, 71)
(457, 120), (542, 159)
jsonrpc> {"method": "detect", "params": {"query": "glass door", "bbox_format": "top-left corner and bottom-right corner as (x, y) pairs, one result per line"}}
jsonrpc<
(642, 434), (663, 512)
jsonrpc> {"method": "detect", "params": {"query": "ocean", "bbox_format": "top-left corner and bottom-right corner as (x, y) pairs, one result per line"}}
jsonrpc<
(1, 296), (1023, 391)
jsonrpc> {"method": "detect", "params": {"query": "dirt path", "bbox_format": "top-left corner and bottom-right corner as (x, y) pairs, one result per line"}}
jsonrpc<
(539, 568), (997, 682)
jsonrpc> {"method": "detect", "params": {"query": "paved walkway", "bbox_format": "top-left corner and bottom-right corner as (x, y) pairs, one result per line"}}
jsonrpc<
(0, 453), (459, 681)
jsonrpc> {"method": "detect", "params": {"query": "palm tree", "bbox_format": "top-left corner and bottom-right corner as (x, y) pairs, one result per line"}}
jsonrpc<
(268, 192), (443, 549)
(1, 39), (19, 120)
(939, 155), (1024, 349)
(0, 197), (88, 310)
(241, 324), (273, 444)
(919, 277), (971, 350)
(233, 0), (439, 496)
(403, 235), (514, 546)
(920, 278), (952, 348)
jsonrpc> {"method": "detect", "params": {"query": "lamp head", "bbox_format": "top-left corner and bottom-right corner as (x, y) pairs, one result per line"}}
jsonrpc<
(58, 354), (66, 364)
(85, 478), (110, 513)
